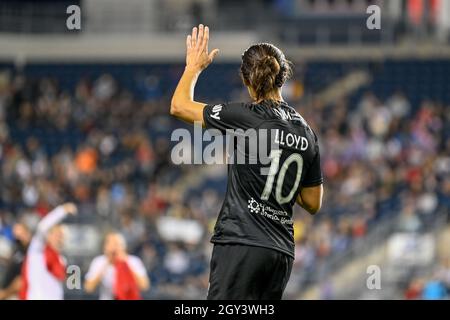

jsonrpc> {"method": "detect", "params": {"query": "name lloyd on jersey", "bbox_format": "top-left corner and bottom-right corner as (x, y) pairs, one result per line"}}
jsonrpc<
(274, 129), (308, 151)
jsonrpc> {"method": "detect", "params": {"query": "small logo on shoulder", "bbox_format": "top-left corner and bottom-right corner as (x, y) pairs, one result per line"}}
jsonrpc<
(210, 104), (223, 120)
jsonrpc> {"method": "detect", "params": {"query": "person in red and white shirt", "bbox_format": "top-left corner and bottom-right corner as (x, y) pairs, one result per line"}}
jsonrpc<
(20, 203), (77, 300)
(84, 232), (149, 300)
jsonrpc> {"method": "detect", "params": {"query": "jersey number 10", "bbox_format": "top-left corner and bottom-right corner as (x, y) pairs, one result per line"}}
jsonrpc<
(261, 150), (303, 205)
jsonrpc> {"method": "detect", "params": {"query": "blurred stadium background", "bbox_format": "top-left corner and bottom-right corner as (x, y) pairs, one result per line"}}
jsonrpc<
(0, 0), (449, 300)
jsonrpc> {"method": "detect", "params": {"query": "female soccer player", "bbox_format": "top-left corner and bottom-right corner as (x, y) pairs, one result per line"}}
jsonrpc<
(171, 24), (323, 300)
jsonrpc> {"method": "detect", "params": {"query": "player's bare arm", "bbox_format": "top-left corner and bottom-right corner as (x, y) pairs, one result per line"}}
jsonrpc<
(296, 184), (323, 215)
(170, 24), (219, 125)
(0, 277), (22, 300)
(84, 261), (109, 293)
(132, 271), (150, 291)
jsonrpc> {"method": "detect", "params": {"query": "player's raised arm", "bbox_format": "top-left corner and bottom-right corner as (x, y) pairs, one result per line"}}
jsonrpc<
(35, 202), (77, 238)
(170, 24), (219, 125)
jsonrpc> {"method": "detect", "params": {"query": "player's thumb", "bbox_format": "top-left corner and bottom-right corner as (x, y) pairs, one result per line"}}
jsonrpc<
(209, 49), (220, 61)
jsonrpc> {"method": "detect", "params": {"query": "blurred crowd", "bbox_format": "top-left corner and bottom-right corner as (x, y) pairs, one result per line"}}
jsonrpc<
(0, 63), (449, 299)
(404, 258), (450, 300)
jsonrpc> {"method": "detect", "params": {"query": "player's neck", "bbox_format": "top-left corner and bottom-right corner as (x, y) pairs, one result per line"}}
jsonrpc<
(256, 90), (284, 104)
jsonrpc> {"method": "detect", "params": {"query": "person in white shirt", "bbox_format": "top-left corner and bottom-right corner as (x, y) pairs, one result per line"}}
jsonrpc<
(20, 203), (77, 300)
(84, 232), (149, 300)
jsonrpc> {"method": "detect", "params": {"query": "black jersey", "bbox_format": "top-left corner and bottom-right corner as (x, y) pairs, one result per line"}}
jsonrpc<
(203, 100), (323, 258)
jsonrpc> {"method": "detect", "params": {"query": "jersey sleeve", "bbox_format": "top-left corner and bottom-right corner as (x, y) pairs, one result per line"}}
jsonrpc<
(302, 132), (323, 188)
(85, 256), (106, 281)
(36, 206), (68, 237)
(129, 256), (147, 277)
(203, 102), (259, 133)
(29, 206), (68, 253)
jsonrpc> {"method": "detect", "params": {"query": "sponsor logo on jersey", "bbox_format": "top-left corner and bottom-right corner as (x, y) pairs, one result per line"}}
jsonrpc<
(273, 107), (303, 122)
(247, 197), (293, 225)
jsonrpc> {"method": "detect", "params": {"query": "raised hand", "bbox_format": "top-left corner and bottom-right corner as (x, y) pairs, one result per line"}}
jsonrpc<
(185, 24), (219, 72)
(62, 202), (78, 215)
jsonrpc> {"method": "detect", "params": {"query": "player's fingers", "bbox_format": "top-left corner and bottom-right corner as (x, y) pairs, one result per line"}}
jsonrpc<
(186, 35), (192, 50)
(191, 26), (197, 48)
(197, 24), (204, 49)
(203, 26), (210, 52)
(208, 48), (219, 61)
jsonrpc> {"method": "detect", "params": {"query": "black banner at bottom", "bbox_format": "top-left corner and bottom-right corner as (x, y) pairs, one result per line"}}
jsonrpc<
(0, 299), (445, 319)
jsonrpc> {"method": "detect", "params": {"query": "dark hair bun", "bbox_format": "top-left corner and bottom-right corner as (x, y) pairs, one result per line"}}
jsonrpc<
(240, 43), (293, 101)
(250, 56), (281, 101)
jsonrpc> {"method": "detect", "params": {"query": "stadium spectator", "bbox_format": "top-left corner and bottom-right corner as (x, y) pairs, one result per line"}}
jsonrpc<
(404, 278), (424, 300)
(84, 232), (149, 300)
(19, 203), (77, 300)
(0, 221), (32, 299)
(422, 277), (447, 300)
